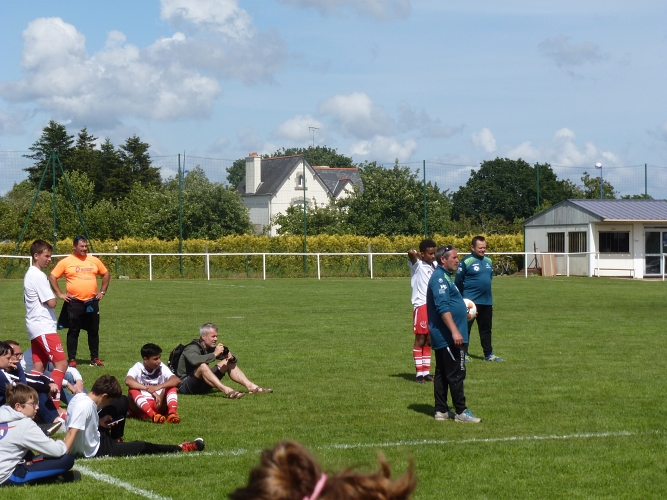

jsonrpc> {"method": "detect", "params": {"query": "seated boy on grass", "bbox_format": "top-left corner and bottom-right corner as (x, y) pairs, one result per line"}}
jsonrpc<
(64, 374), (203, 457)
(0, 383), (76, 487)
(125, 343), (180, 424)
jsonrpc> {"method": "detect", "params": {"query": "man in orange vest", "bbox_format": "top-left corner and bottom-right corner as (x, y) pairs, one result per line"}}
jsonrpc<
(48, 236), (110, 368)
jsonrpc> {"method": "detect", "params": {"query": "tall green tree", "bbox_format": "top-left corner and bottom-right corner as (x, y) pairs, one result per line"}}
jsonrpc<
(342, 161), (451, 237)
(579, 171), (617, 199)
(23, 121), (75, 188)
(226, 158), (246, 188)
(451, 158), (577, 224)
(119, 135), (161, 188)
(97, 138), (130, 200)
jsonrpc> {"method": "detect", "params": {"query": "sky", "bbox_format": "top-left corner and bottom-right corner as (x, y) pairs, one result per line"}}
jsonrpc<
(1, 0), (666, 195)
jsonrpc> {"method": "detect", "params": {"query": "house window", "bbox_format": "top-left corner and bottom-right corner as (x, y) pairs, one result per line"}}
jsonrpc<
(598, 232), (630, 253)
(296, 175), (304, 188)
(547, 232), (564, 253)
(568, 232), (587, 253)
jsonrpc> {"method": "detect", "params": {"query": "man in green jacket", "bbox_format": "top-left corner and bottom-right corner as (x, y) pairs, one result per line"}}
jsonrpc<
(176, 323), (272, 399)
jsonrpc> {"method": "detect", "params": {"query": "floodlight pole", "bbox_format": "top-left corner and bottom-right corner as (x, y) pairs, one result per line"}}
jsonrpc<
(52, 149), (57, 253)
(423, 160), (427, 237)
(302, 155), (307, 274)
(178, 153), (183, 276)
(536, 163), (540, 212)
(595, 162), (603, 199)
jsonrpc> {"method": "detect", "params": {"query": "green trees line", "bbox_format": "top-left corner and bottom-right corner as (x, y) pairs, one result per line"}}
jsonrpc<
(0, 121), (649, 243)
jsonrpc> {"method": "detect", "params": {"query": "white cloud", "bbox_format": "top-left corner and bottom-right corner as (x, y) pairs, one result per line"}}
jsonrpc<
(651, 121), (667, 146)
(0, 10), (287, 128)
(278, 0), (411, 20)
(237, 127), (265, 154)
(397, 102), (463, 138)
(539, 35), (606, 68)
(274, 115), (325, 141)
(471, 127), (496, 153)
(209, 136), (230, 153)
(349, 135), (417, 162)
(505, 128), (622, 168)
(160, 0), (253, 39)
(0, 107), (30, 135)
(319, 92), (393, 139)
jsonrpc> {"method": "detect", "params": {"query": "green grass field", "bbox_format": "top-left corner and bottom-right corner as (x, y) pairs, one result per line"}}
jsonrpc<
(0, 276), (666, 499)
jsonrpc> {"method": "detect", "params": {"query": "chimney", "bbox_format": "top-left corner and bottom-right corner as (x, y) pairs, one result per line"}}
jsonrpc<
(245, 152), (261, 194)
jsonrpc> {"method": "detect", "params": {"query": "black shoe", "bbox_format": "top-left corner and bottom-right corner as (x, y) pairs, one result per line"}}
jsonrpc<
(415, 375), (425, 384)
(423, 374), (434, 382)
(57, 470), (82, 483)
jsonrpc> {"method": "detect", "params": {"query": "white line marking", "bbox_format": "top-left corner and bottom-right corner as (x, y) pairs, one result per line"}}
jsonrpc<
(89, 429), (665, 462)
(76, 464), (172, 500)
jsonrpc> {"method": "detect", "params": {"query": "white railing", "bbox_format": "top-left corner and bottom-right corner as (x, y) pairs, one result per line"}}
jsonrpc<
(1, 251), (664, 280)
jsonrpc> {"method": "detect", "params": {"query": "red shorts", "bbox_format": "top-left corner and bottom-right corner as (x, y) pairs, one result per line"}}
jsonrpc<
(413, 305), (429, 335)
(31, 334), (66, 365)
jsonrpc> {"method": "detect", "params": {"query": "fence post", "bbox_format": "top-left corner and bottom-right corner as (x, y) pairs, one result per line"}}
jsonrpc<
(263, 253), (266, 280)
(369, 246), (373, 279)
(317, 254), (321, 280)
(149, 254), (153, 281)
(205, 244), (210, 281)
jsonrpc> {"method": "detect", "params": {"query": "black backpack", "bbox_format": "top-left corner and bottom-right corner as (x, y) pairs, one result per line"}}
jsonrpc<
(168, 341), (198, 373)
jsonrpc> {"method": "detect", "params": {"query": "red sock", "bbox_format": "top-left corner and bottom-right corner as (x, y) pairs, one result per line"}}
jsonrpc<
(166, 387), (178, 415)
(422, 346), (432, 374)
(128, 388), (156, 418)
(413, 347), (422, 375)
(49, 369), (65, 406)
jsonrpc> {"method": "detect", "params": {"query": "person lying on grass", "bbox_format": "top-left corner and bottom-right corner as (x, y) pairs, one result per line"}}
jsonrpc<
(0, 383), (76, 487)
(126, 343), (181, 424)
(175, 323), (272, 398)
(228, 440), (416, 500)
(64, 374), (204, 457)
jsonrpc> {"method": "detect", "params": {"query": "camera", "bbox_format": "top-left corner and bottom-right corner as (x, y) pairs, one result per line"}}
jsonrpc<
(216, 345), (229, 360)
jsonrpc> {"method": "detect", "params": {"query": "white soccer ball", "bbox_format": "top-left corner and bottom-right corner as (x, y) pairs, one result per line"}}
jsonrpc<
(463, 298), (477, 321)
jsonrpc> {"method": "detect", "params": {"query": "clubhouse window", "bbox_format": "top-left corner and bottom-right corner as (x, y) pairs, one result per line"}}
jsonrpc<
(568, 232), (587, 253)
(598, 232), (630, 253)
(547, 232), (564, 253)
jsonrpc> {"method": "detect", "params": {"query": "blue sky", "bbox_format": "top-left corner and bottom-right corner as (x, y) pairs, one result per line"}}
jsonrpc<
(1, 0), (666, 194)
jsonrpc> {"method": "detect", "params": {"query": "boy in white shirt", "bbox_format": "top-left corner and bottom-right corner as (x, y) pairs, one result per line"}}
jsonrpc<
(126, 343), (181, 424)
(408, 239), (437, 383)
(23, 240), (66, 406)
(65, 375), (203, 457)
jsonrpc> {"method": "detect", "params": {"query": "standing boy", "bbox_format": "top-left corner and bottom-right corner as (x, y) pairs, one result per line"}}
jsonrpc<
(65, 375), (203, 457)
(408, 239), (437, 383)
(455, 235), (504, 362)
(427, 245), (481, 423)
(48, 236), (110, 367)
(126, 343), (181, 424)
(24, 240), (66, 407)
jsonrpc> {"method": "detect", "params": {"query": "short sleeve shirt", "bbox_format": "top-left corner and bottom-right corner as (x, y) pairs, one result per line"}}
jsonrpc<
(65, 393), (100, 458)
(409, 260), (434, 309)
(24, 266), (57, 339)
(126, 362), (175, 390)
(50, 254), (108, 301)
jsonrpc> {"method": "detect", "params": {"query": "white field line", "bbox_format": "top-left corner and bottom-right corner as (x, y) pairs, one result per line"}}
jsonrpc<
(88, 429), (666, 463)
(76, 464), (172, 500)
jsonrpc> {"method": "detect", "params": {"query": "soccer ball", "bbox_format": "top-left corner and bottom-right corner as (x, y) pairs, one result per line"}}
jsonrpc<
(463, 298), (477, 321)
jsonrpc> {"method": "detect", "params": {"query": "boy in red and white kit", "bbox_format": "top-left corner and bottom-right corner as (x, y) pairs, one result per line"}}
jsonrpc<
(23, 240), (66, 407)
(125, 343), (180, 424)
(408, 239), (437, 383)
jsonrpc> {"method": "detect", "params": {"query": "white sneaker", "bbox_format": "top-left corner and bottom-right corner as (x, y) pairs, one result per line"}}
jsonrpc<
(455, 409), (481, 423)
(434, 410), (455, 421)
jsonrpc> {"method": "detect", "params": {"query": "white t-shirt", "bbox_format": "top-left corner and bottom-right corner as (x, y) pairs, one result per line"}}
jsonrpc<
(65, 393), (100, 458)
(21, 348), (83, 385)
(24, 266), (57, 339)
(409, 259), (435, 309)
(126, 362), (175, 397)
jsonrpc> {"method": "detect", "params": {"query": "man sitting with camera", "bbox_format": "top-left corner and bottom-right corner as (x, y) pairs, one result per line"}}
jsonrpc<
(175, 323), (272, 399)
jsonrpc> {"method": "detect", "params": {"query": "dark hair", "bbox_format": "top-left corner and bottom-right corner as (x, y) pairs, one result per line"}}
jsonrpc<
(435, 245), (455, 263)
(419, 239), (437, 253)
(228, 441), (416, 500)
(0, 341), (14, 357)
(3, 340), (20, 348)
(30, 239), (53, 261)
(471, 235), (486, 248)
(6, 383), (38, 407)
(91, 375), (122, 399)
(141, 343), (162, 359)
(73, 236), (88, 246)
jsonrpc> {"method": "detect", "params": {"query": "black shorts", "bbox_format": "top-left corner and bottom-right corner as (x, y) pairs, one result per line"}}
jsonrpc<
(178, 368), (225, 395)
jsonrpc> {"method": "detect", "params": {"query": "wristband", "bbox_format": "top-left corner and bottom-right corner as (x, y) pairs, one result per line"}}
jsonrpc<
(100, 291), (106, 295)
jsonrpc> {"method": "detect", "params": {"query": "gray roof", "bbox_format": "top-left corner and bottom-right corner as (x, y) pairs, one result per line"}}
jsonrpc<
(524, 199), (667, 226)
(238, 156), (363, 197)
(568, 199), (667, 220)
(313, 167), (363, 196)
(237, 156), (302, 196)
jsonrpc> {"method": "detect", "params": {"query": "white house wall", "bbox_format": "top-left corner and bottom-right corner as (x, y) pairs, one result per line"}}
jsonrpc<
(591, 223), (634, 277)
(242, 195), (271, 235)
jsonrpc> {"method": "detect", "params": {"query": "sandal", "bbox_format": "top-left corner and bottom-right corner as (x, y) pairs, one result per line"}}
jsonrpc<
(248, 387), (273, 394)
(226, 390), (245, 399)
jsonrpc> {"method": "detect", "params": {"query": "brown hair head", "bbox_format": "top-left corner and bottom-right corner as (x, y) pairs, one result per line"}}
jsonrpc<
(6, 382), (39, 407)
(229, 441), (416, 500)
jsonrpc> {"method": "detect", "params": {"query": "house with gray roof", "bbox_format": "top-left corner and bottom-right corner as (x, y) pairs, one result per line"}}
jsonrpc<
(523, 199), (667, 278)
(237, 153), (362, 235)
